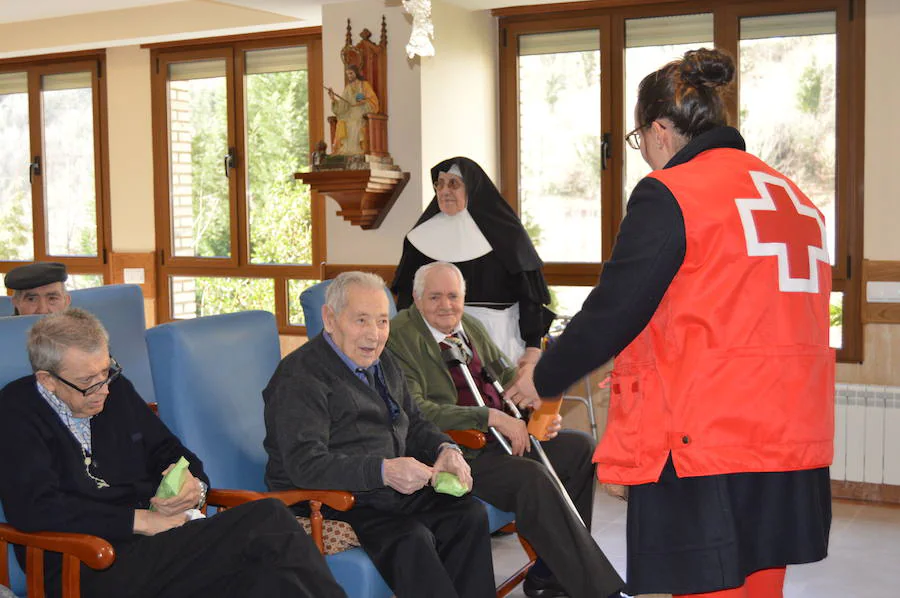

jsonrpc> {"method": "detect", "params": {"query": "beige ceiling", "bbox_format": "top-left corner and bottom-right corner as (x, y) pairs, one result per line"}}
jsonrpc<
(0, 0), (566, 27)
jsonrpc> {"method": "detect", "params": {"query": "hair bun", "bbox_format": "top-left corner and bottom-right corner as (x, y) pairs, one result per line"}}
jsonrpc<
(680, 48), (735, 89)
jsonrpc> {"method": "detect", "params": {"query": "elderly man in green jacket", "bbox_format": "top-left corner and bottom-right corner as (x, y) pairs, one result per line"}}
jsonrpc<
(387, 261), (623, 598)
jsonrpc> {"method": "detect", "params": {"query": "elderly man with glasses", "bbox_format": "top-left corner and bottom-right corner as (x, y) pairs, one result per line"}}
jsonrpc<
(0, 308), (346, 598)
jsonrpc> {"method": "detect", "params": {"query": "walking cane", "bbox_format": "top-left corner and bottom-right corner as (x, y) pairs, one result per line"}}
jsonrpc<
(441, 344), (513, 455)
(484, 358), (587, 528)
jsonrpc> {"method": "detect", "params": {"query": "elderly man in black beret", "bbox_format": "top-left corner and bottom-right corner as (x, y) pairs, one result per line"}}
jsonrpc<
(4, 262), (71, 316)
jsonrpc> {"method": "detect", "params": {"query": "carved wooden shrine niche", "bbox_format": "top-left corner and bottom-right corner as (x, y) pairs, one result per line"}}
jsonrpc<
(296, 17), (409, 230)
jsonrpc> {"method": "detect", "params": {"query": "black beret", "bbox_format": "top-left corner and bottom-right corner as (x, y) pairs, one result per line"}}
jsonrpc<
(4, 262), (68, 291)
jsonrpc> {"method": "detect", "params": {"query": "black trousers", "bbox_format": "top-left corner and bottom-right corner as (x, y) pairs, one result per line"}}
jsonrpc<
(331, 488), (496, 598)
(470, 429), (624, 598)
(80, 498), (346, 598)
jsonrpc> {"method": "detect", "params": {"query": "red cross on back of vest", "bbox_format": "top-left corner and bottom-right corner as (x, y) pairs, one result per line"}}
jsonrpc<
(735, 170), (830, 293)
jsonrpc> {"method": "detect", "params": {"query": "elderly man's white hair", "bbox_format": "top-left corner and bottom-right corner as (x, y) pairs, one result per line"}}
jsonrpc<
(412, 262), (466, 300)
(325, 271), (387, 315)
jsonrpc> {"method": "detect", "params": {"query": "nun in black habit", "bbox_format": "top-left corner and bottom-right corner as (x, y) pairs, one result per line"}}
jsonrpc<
(391, 156), (554, 366)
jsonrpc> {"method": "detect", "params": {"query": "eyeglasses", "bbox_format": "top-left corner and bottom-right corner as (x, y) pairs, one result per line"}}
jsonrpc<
(625, 121), (666, 150)
(50, 357), (122, 396)
(433, 177), (464, 192)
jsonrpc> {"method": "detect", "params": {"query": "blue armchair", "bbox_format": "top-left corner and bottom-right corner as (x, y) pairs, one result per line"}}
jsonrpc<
(145, 311), (393, 598)
(69, 284), (155, 405)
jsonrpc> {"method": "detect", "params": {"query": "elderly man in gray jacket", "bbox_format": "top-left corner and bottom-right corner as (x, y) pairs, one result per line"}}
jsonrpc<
(262, 271), (495, 598)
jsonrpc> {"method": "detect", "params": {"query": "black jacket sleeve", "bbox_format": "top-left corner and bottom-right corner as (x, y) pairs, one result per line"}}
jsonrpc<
(534, 178), (687, 397)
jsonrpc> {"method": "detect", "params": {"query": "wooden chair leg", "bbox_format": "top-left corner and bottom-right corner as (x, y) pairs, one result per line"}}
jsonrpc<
(26, 546), (46, 598)
(309, 499), (325, 555)
(494, 524), (537, 597)
(61, 553), (82, 598)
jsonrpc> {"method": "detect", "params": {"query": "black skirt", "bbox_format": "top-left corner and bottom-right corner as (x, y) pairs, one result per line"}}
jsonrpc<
(624, 456), (831, 596)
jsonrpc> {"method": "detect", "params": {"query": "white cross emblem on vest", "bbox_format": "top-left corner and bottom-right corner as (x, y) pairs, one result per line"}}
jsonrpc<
(735, 170), (830, 293)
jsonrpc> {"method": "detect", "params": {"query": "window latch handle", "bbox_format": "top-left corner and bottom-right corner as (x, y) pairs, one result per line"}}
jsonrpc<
(29, 156), (42, 183)
(600, 133), (611, 171)
(223, 147), (235, 178)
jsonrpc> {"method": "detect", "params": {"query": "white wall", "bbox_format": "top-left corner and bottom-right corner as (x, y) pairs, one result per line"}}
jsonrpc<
(863, 0), (900, 260)
(420, 2), (499, 189)
(106, 46), (155, 252)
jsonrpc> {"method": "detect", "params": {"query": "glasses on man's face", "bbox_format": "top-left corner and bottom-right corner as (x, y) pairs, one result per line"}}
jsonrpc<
(625, 121), (667, 151)
(433, 177), (464, 192)
(51, 357), (123, 397)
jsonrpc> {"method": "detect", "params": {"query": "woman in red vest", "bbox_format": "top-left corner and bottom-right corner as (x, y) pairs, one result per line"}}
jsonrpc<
(519, 48), (834, 598)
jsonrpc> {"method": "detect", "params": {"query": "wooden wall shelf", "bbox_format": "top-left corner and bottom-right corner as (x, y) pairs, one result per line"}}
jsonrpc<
(295, 169), (409, 230)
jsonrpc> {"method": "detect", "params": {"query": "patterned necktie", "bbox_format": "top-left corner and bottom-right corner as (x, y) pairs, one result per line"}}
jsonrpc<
(443, 332), (473, 363)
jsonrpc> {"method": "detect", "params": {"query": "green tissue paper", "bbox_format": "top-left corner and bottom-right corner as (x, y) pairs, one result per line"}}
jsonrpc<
(433, 472), (469, 497)
(150, 456), (190, 510)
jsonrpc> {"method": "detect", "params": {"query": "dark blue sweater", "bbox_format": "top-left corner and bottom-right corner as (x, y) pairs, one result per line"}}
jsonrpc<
(0, 374), (208, 588)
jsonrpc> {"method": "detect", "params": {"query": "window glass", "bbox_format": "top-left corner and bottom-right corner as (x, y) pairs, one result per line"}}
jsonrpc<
(548, 285), (594, 321)
(66, 274), (104, 290)
(42, 71), (97, 257)
(740, 12), (837, 262)
(170, 276), (274, 319)
(518, 29), (602, 263)
(245, 47), (312, 265)
(0, 72), (34, 261)
(830, 291), (843, 349)
(623, 14), (713, 205)
(287, 278), (321, 326)
(168, 60), (231, 258)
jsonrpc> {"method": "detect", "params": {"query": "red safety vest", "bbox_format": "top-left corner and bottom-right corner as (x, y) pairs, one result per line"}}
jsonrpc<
(594, 148), (835, 485)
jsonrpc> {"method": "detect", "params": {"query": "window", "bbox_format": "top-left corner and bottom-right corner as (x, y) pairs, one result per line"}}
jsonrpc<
(498, 0), (863, 361)
(150, 33), (324, 332)
(0, 53), (110, 281)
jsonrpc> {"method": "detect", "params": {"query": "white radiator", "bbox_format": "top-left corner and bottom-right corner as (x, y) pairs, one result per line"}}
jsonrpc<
(833, 384), (900, 485)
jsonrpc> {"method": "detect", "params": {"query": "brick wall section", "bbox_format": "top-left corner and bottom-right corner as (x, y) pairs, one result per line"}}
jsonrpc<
(168, 82), (197, 318)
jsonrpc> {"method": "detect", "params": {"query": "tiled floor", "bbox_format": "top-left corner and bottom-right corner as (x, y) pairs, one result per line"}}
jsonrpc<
(491, 491), (900, 598)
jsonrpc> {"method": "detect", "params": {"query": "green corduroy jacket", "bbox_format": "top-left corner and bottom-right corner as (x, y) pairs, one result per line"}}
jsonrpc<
(387, 305), (517, 457)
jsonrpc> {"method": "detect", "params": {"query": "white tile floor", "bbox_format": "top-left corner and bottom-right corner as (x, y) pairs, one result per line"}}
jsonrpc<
(491, 491), (900, 598)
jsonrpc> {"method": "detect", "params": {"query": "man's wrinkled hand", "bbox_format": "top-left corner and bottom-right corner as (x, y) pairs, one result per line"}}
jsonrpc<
(432, 446), (473, 491)
(383, 457), (434, 494)
(150, 463), (201, 515)
(488, 409), (530, 456)
(133, 509), (187, 536)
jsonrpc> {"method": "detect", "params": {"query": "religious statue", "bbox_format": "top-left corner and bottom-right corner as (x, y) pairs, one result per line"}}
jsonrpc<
(327, 64), (379, 156)
(297, 18), (409, 230)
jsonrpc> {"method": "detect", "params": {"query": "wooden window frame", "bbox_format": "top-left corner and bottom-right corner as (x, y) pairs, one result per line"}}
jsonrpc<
(0, 50), (112, 283)
(148, 30), (324, 334)
(497, 0), (864, 362)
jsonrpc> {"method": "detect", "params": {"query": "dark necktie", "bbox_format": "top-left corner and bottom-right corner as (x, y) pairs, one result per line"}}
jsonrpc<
(357, 366), (400, 422)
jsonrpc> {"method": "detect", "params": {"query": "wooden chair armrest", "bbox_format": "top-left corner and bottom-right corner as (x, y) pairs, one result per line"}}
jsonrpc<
(263, 489), (356, 512)
(0, 523), (115, 570)
(206, 488), (356, 512)
(447, 429), (486, 449)
(205, 488), (356, 556)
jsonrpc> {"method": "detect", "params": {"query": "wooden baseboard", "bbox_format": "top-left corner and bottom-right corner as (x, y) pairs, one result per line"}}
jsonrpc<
(831, 480), (900, 504)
